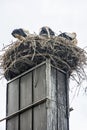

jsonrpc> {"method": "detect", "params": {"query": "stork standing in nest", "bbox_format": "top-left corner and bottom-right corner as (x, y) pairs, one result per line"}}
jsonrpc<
(11, 28), (29, 42)
(39, 26), (55, 38)
(58, 32), (77, 45)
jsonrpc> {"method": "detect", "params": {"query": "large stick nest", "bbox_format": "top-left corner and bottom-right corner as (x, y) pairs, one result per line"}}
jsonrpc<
(1, 35), (87, 81)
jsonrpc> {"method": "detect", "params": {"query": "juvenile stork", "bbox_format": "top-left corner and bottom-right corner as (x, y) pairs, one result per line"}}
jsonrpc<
(39, 26), (55, 38)
(58, 32), (76, 40)
(11, 28), (29, 41)
(58, 32), (77, 45)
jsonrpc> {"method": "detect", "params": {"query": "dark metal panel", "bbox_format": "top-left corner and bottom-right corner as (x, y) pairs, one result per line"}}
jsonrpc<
(20, 72), (32, 109)
(20, 109), (32, 130)
(33, 103), (47, 130)
(7, 79), (19, 115)
(57, 70), (67, 130)
(6, 116), (18, 130)
(33, 65), (46, 102)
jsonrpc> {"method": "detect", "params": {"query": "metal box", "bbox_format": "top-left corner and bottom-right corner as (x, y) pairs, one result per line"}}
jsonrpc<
(6, 59), (69, 130)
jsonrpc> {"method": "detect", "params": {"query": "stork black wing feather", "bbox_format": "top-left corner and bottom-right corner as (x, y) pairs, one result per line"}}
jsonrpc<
(59, 33), (72, 40)
(11, 28), (27, 37)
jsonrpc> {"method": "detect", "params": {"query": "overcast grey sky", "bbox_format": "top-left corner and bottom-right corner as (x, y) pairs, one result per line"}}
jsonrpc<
(0, 0), (87, 130)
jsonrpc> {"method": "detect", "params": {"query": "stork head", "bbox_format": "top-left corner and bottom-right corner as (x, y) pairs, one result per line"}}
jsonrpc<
(72, 32), (77, 38)
(11, 28), (27, 42)
(39, 26), (55, 38)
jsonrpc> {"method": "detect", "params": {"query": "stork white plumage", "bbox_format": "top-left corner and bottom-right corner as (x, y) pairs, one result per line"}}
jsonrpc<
(65, 32), (76, 39)
(59, 32), (76, 40)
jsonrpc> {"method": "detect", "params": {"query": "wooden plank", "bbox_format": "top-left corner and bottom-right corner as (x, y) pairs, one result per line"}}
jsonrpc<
(20, 72), (32, 130)
(7, 79), (19, 130)
(46, 59), (51, 99)
(51, 67), (57, 101)
(57, 71), (66, 106)
(50, 68), (57, 130)
(33, 65), (46, 102)
(7, 79), (19, 115)
(46, 100), (57, 130)
(6, 116), (18, 130)
(33, 103), (47, 130)
(46, 61), (57, 130)
(20, 109), (32, 130)
(20, 72), (32, 109)
(57, 70), (67, 130)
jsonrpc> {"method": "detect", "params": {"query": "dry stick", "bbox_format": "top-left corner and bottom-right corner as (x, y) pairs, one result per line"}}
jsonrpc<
(31, 40), (36, 61)
(3, 53), (48, 73)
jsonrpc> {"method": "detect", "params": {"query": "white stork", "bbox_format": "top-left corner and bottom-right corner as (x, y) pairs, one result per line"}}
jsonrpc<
(58, 32), (77, 45)
(58, 32), (76, 40)
(39, 26), (55, 38)
(11, 28), (29, 41)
